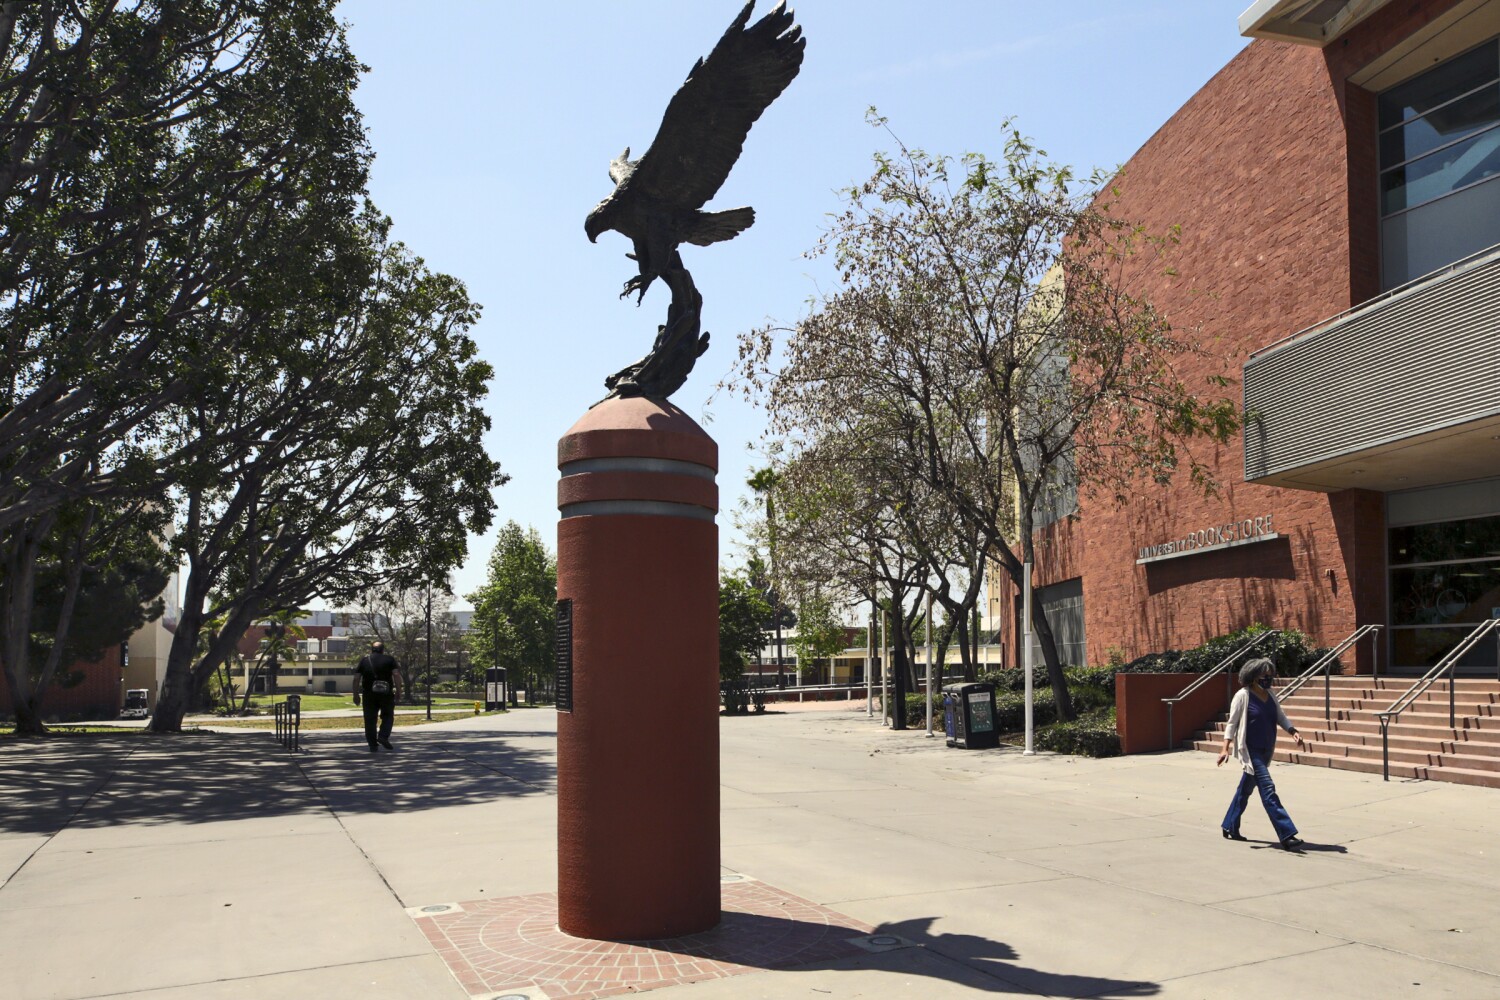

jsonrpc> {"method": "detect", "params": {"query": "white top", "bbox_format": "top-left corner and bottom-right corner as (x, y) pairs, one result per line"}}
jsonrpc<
(1223, 687), (1294, 774)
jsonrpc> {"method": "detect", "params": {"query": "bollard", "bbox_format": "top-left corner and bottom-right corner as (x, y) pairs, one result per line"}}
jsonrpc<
(555, 397), (720, 940)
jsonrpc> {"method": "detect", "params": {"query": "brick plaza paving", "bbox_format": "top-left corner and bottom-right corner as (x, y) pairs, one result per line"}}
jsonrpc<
(2, 705), (1499, 998)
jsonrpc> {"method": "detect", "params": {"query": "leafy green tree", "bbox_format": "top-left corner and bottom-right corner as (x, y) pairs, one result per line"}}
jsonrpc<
(4, 498), (173, 732)
(468, 524), (556, 704)
(791, 594), (848, 685)
(239, 613), (307, 711)
(746, 469), (792, 684)
(718, 572), (771, 683)
(0, 3), (490, 732)
(0, 2), (374, 532)
(149, 224), (503, 731)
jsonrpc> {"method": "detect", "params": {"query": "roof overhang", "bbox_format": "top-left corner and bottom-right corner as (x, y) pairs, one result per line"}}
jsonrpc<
(1239, 0), (1397, 46)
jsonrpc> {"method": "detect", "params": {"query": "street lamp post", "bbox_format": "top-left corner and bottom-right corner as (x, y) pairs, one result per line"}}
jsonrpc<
(924, 591), (934, 737)
(425, 580), (433, 721)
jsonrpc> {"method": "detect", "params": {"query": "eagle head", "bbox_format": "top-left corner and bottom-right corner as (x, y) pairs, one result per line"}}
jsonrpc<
(585, 200), (612, 244)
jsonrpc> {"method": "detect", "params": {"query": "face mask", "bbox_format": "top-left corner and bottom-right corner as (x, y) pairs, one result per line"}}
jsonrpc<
(1259, 675), (1274, 688)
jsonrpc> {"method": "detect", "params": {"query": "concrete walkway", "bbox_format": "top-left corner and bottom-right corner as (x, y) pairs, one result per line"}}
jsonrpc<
(2, 706), (1497, 998)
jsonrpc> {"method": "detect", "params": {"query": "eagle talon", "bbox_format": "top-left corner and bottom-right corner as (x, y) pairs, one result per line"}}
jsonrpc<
(621, 274), (652, 303)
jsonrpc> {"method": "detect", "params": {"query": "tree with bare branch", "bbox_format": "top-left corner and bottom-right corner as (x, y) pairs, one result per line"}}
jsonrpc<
(734, 117), (1238, 720)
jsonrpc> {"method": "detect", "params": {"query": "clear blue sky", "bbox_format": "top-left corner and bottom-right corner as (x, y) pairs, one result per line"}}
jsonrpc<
(336, 1), (1254, 608)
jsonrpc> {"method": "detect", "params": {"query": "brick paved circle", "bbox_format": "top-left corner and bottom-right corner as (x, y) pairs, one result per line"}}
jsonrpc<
(415, 879), (873, 999)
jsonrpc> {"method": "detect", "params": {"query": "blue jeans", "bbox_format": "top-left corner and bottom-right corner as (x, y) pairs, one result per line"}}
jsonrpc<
(1222, 750), (1297, 842)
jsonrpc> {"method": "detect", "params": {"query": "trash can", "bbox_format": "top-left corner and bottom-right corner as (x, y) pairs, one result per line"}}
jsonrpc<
(942, 682), (999, 749)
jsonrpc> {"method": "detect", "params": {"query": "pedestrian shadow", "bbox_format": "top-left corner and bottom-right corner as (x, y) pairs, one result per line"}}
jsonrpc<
(0, 729), (556, 835)
(1247, 840), (1349, 854)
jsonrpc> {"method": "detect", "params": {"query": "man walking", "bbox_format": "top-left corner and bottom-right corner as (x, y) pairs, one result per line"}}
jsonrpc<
(353, 641), (404, 751)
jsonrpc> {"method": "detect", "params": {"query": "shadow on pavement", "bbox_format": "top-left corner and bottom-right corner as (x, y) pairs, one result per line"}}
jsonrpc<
(301, 729), (558, 813)
(877, 916), (1161, 997)
(0, 728), (556, 836)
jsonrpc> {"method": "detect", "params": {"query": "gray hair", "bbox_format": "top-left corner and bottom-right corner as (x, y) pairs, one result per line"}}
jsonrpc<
(1239, 657), (1274, 688)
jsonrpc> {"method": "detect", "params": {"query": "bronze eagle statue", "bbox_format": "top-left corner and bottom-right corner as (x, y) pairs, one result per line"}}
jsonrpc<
(585, 1), (805, 401)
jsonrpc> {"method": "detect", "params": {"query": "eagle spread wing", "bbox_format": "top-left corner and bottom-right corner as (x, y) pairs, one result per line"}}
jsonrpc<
(626, 1), (805, 211)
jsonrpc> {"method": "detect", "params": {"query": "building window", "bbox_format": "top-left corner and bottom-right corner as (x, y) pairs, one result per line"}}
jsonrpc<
(1387, 511), (1500, 672)
(1379, 39), (1500, 289)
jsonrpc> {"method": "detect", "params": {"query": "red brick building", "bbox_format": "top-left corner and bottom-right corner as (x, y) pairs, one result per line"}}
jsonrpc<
(1001, 0), (1500, 676)
(0, 645), (125, 721)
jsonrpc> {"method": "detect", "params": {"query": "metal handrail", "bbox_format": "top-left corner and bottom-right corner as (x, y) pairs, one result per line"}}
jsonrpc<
(1161, 629), (1282, 751)
(1278, 625), (1383, 724)
(1376, 618), (1500, 780)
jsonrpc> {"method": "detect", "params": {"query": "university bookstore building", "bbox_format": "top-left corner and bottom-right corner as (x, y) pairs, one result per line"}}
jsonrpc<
(1003, 0), (1500, 677)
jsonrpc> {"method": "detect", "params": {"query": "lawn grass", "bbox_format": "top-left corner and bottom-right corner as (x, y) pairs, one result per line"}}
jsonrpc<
(3, 727), (142, 737)
(208, 709), (498, 730)
(243, 694), (480, 713)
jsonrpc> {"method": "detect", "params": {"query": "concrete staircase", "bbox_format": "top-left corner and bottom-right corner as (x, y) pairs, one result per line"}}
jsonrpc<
(1187, 675), (1500, 788)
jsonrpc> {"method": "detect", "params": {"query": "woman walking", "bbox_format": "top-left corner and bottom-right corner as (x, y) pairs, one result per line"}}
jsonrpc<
(1217, 657), (1306, 849)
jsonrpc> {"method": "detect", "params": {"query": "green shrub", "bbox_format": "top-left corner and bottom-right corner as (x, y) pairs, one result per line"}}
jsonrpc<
(901, 693), (940, 727)
(992, 690), (1059, 732)
(980, 664), (1058, 694)
(1034, 713), (1121, 757)
(1087, 624), (1335, 695)
(1063, 666), (1115, 713)
(721, 683), (750, 715)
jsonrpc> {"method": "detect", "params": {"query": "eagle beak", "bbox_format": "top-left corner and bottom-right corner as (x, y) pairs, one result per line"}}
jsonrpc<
(585, 209), (608, 244)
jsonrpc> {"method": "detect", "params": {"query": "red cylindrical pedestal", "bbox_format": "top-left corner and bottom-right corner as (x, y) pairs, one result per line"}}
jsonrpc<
(555, 396), (720, 940)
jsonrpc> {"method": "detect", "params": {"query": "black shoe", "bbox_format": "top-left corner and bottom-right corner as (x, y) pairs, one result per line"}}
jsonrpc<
(1279, 836), (1305, 851)
(1222, 828), (1247, 841)
(367, 744), (378, 753)
(378, 737), (393, 750)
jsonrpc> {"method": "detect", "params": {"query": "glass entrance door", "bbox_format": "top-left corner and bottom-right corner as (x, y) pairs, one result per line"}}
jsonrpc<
(1388, 511), (1500, 674)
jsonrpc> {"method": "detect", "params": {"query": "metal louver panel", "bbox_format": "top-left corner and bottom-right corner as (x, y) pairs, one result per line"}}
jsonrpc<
(1244, 249), (1500, 482)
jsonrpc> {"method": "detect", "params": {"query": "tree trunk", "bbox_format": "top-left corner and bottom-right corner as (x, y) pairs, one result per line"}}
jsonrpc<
(150, 602), (205, 732)
(152, 596), (259, 732)
(1029, 591), (1075, 721)
(970, 614), (979, 681)
(888, 582), (908, 730)
(985, 530), (1075, 721)
(0, 514), (54, 735)
(954, 615), (973, 680)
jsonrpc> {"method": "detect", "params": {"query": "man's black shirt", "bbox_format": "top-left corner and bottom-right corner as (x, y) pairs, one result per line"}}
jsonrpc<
(354, 652), (399, 696)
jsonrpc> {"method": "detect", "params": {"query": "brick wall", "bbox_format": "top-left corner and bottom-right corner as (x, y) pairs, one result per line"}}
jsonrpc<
(1006, 23), (1449, 669)
(0, 645), (123, 721)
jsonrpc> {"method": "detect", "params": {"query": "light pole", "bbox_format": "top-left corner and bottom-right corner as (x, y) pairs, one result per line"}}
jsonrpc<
(1023, 561), (1035, 756)
(925, 591), (935, 737)
(865, 599), (873, 718)
(425, 580), (433, 721)
(881, 609), (889, 727)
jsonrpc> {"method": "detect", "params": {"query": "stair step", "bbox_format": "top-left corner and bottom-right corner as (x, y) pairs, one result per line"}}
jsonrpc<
(1313, 733), (1500, 757)
(1187, 675), (1500, 787)
(1281, 716), (1500, 740)
(1200, 718), (1500, 743)
(1427, 766), (1500, 789)
(1313, 677), (1500, 689)
(1305, 742), (1500, 772)
(1280, 694), (1500, 711)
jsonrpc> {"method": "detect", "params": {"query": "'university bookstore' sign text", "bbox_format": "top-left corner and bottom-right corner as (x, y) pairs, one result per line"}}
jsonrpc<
(1137, 515), (1277, 564)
